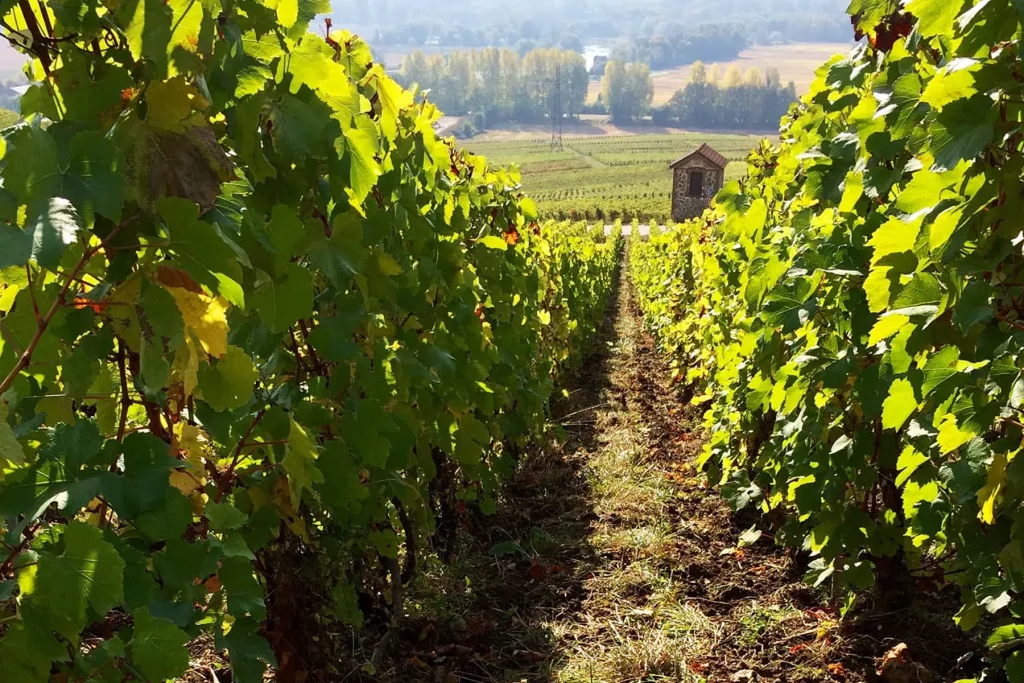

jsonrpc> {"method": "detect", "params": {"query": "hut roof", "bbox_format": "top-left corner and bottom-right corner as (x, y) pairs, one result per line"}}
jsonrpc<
(669, 143), (728, 170)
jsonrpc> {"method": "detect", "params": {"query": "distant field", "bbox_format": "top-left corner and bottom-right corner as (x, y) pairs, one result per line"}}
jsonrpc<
(463, 131), (769, 223)
(469, 116), (778, 141)
(585, 42), (851, 105)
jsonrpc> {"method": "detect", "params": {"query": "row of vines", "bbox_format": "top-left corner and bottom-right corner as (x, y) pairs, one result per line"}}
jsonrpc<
(632, 0), (1024, 677)
(0, 0), (621, 677)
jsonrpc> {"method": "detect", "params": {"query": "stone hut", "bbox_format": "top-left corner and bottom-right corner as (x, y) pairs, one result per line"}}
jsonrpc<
(669, 144), (728, 222)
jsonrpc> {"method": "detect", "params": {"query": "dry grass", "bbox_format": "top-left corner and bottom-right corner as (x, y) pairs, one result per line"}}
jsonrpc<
(650, 43), (851, 104)
(581, 42), (852, 106)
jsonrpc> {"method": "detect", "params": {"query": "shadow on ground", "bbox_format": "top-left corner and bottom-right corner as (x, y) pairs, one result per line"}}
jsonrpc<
(372, 267), (623, 682)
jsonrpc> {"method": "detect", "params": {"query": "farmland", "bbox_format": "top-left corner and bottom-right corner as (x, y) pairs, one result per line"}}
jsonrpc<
(464, 131), (766, 222)
(582, 42), (851, 106)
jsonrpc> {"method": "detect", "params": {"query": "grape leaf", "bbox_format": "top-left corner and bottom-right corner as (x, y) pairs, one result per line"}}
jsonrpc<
(160, 198), (244, 307)
(198, 346), (258, 412)
(165, 285), (230, 359)
(132, 607), (190, 681)
(206, 500), (248, 530)
(882, 378), (917, 430)
(282, 417), (323, 504)
(251, 263), (314, 334)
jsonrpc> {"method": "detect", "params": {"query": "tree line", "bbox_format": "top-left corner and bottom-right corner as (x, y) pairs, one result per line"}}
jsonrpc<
(398, 49), (796, 133)
(398, 47), (589, 125)
(344, 0), (850, 55)
(615, 25), (749, 71)
(653, 62), (798, 130)
(600, 61), (654, 122)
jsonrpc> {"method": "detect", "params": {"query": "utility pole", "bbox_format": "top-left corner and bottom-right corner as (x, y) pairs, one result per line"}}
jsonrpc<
(550, 64), (563, 151)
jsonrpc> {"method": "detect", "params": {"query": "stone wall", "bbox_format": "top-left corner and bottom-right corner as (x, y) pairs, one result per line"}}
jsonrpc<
(671, 158), (723, 222)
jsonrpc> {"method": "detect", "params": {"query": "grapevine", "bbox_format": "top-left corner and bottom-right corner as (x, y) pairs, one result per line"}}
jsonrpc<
(632, 0), (1024, 676)
(0, 0), (620, 679)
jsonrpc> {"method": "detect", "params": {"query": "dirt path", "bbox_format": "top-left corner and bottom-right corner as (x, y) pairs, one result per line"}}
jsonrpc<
(382, 266), (978, 683)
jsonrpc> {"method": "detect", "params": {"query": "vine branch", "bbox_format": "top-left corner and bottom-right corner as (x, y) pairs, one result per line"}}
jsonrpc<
(0, 225), (123, 397)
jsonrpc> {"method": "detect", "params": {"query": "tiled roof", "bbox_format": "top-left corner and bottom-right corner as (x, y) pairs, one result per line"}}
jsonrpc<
(669, 143), (729, 170)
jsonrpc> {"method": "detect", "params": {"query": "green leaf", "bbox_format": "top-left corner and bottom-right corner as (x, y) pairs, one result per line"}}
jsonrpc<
(1006, 650), (1024, 682)
(929, 205), (964, 252)
(219, 617), (276, 683)
(136, 491), (192, 541)
(282, 417), (323, 504)
(987, 623), (1024, 649)
(369, 529), (398, 558)
(251, 263), (314, 334)
(22, 521), (125, 640)
(205, 500), (248, 530)
(276, 0), (297, 27)
(922, 346), (961, 397)
(0, 419), (25, 465)
(64, 521), (125, 614)
(479, 235), (509, 250)
(268, 93), (335, 160)
(936, 414), (975, 454)
(2, 126), (124, 223)
(894, 170), (950, 215)
(330, 581), (364, 629)
(921, 60), (979, 111)
(896, 446), (930, 488)
(0, 621), (65, 683)
(160, 198), (245, 307)
(317, 441), (368, 513)
(930, 98), (996, 170)
(868, 313), (910, 346)
(219, 556), (266, 619)
(261, 205), (305, 276)
(953, 281), (993, 332)
(198, 346), (258, 412)
(869, 216), (923, 265)
(907, 0), (966, 37)
(140, 337), (171, 393)
(132, 607), (190, 681)
(882, 378), (917, 431)
(344, 115), (381, 203)
(24, 198), (82, 270)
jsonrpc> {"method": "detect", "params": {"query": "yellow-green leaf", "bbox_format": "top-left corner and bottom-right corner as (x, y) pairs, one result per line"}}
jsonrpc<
(882, 378), (917, 430)
(869, 314), (910, 346)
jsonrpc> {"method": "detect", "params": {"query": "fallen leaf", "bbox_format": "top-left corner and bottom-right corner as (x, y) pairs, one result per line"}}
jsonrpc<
(528, 557), (546, 581)
(877, 643), (909, 676)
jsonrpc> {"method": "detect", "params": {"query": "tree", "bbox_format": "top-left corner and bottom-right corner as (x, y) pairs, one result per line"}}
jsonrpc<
(400, 50), (430, 92)
(661, 66), (798, 130)
(691, 60), (708, 85)
(559, 33), (584, 53)
(724, 65), (743, 88)
(516, 38), (537, 56)
(601, 61), (653, 123)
